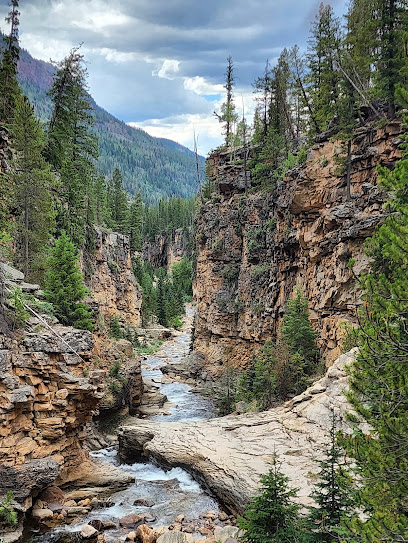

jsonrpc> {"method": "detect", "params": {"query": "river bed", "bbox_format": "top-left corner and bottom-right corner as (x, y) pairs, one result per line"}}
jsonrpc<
(25, 314), (218, 542)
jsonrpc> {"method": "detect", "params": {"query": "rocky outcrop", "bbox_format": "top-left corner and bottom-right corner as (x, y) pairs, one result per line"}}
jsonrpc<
(84, 226), (142, 326)
(194, 121), (402, 370)
(118, 350), (356, 515)
(143, 229), (192, 272)
(0, 325), (103, 511)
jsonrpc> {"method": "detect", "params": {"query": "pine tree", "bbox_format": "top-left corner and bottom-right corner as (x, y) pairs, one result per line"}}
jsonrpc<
(129, 191), (143, 252)
(44, 231), (94, 330)
(108, 168), (129, 234)
(215, 56), (238, 148)
(11, 94), (57, 280)
(281, 287), (319, 373)
(45, 47), (98, 247)
(252, 60), (272, 141)
(156, 274), (168, 327)
(341, 88), (408, 542)
(307, 413), (355, 542)
(238, 457), (305, 543)
(307, 3), (342, 133)
(0, 0), (21, 124)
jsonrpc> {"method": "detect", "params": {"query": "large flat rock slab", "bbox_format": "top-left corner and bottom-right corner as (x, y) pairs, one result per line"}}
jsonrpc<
(119, 350), (357, 514)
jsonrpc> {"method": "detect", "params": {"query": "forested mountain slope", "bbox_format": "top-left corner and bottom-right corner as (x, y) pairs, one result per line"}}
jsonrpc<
(17, 46), (204, 203)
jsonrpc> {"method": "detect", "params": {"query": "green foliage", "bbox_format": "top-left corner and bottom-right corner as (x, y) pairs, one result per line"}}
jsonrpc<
(9, 287), (29, 329)
(239, 457), (305, 543)
(211, 363), (240, 416)
(44, 231), (94, 330)
(108, 168), (129, 234)
(172, 258), (193, 298)
(0, 491), (17, 527)
(109, 315), (123, 340)
(340, 94), (408, 542)
(307, 4), (342, 134)
(281, 287), (320, 373)
(109, 360), (121, 378)
(108, 380), (121, 394)
(339, 322), (360, 354)
(240, 289), (319, 409)
(0, 1), (21, 124)
(221, 263), (240, 284)
(215, 56), (238, 148)
(306, 413), (355, 542)
(45, 47), (97, 248)
(143, 196), (194, 242)
(11, 94), (57, 280)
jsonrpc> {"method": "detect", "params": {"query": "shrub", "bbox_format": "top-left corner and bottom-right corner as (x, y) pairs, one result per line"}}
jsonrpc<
(0, 491), (17, 527)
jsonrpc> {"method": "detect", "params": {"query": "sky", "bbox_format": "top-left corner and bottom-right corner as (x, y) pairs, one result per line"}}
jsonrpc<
(1, 0), (349, 155)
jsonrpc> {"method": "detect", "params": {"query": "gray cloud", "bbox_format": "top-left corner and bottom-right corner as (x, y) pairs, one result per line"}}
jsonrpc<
(0, 0), (349, 152)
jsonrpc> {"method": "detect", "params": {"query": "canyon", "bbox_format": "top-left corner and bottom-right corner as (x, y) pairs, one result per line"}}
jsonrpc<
(194, 120), (402, 371)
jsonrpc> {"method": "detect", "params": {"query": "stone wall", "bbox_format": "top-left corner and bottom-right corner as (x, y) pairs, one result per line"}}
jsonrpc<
(194, 121), (402, 372)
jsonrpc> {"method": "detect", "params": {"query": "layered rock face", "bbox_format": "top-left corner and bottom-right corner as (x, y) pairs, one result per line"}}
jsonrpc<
(143, 229), (192, 271)
(0, 326), (103, 510)
(119, 349), (356, 514)
(84, 226), (142, 326)
(194, 122), (402, 370)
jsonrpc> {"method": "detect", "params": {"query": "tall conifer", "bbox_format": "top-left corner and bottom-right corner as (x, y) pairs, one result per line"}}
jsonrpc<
(11, 95), (56, 279)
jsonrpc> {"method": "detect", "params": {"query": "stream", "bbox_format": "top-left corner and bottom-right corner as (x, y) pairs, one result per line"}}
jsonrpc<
(26, 312), (218, 542)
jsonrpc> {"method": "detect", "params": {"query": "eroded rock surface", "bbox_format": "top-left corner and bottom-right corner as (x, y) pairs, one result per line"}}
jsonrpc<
(0, 326), (102, 509)
(194, 122), (402, 370)
(84, 226), (142, 326)
(119, 350), (356, 514)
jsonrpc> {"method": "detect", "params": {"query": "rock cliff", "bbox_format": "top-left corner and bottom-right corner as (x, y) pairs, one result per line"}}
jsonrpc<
(143, 228), (192, 271)
(84, 226), (142, 326)
(118, 349), (357, 515)
(194, 121), (402, 370)
(0, 325), (102, 511)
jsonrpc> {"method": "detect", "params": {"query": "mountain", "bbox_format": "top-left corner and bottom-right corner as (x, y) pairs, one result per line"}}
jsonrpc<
(17, 46), (204, 203)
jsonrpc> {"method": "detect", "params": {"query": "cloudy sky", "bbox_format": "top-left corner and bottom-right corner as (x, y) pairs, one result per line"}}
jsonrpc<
(1, 0), (348, 155)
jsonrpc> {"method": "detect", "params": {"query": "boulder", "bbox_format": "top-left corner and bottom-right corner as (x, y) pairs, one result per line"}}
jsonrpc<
(133, 498), (155, 507)
(89, 519), (104, 531)
(31, 508), (53, 521)
(213, 527), (241, 543)
(119, 513), (146, 528)
(136, 524), (158, 543)
(40, 486), (65, 505)
(81, 524), (98, 539)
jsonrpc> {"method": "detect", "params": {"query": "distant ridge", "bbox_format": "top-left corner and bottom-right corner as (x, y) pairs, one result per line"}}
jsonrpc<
(17, 46), (204, 203)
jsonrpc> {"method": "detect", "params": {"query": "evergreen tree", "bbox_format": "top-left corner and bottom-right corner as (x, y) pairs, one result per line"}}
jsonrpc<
(307, 3), (342, 133)
(215, 56), (238, 148)
(11, 94), (57, 280)
(129, 191), (143, 252)
(0, 0), (21, 124)
(92, 173), (111, 226)
(44, 231), (94, 330)
(45, 47), (98, 247)
(281, 287), (319, 373)
(108, 168), (129, 234)
(156, 274), (168, 327)
(239, 456), (305, 543)
(307, 413), (355, 542)
(252, 60), (272, 141)
(340, 89), (408, 542)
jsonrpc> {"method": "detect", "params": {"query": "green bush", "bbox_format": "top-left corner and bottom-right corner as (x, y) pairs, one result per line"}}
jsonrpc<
(0, 491), (17, 527)
(109, 361), (121, 377)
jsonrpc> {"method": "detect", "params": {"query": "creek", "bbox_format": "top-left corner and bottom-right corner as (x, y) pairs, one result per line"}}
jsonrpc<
(25, 312), (218, 542)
